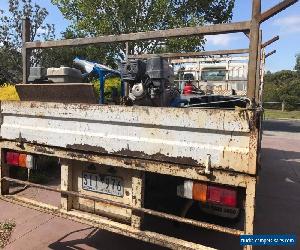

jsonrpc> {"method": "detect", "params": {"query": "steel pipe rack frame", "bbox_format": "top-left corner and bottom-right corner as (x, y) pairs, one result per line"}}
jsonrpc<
(21, 0), (298, 103)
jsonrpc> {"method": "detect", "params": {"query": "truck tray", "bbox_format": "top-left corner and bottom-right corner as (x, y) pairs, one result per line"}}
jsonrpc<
(0, 101), (259, 175)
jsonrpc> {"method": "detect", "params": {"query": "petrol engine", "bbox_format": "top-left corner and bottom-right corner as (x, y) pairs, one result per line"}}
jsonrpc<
(119, 56), (179, 106)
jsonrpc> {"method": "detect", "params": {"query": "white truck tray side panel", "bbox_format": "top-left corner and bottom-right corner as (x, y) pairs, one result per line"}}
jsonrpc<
(0, 101), (257, 174)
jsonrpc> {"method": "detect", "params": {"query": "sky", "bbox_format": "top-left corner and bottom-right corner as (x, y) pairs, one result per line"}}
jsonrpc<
(205, 0), (300, 72)
(0, 0), (299, 72)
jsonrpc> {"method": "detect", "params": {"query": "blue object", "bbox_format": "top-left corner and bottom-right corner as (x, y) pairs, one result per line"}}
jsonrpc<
(73, 58), (121, 104)
(170, 97), (188, 107)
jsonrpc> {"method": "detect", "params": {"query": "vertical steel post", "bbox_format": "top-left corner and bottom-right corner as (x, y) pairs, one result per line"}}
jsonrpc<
(121, 42), (130, 97)
(247, 0), (261, 105)
(255, 30), (262, 102)
(61, 159), (73, 211)
(125, 42), (129, 60)
(0, 150), (10, 195)
(258, 48), (266, 104)
(244, 178), (257, 250)
(131, 171), (145, 229)
(22, 17), (31, 84)
(281, 102), (285, 111)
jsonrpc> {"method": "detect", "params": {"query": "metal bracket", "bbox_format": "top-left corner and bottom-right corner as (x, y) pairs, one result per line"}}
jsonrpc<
(205, 154), (211, 175)
(16, 132), (25, 149)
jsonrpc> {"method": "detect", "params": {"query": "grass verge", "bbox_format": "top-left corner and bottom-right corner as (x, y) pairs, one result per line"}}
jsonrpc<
(264, 109), (300, 120)
(0, 221), (16, 248)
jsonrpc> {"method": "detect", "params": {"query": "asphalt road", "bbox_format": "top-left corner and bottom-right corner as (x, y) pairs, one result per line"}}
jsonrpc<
(263, 119), (300, 133)
(1, 120), (299, 250)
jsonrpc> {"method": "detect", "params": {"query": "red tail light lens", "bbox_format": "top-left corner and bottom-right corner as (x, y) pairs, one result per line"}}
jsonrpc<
(6, 152), (20, 166)
(5, 151), (34, 169)
(207, 185), (237, 207)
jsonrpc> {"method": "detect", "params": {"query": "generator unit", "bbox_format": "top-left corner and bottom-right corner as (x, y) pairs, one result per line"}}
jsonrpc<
(119, 56), (178, 106)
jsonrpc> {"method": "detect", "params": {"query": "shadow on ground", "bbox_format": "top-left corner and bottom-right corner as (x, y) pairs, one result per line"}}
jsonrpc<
(48, 227), (163, 250)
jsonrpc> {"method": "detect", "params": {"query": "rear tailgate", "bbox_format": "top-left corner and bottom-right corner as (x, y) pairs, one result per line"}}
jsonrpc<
(0, 101), (259, 175)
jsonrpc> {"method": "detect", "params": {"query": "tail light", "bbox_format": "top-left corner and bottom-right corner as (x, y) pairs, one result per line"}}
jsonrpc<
(207, 185), (237, 207)
(6, 152), (19, 166)
(177, 180), (237, 207)
(19, 154), (27, 168)
(192, 182), (207, 202)
(5, 151), (34, 169)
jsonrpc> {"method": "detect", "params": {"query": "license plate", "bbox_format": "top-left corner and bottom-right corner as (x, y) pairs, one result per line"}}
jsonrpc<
(82, 172), (124, 197)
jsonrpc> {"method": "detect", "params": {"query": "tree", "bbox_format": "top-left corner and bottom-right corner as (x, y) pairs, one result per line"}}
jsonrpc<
(0, 0), (55, 83)
(39, 29), (115, 69)
(264, 70), (298, 86)
(263, 70), (300, 110)
(51, 0), (235, 62)
(295, 53), (300, 73)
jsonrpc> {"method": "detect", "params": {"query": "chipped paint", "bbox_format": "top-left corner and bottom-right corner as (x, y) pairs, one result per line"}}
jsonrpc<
(0, 101), (258, 174)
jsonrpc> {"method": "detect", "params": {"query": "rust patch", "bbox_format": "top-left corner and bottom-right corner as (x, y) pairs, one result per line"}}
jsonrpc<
(228, 172), (239, 177)
(67, 151), (92, 160)
(118, 149), (200, 167)
(66, 144), (109, 155)
(66, 143), (201, 167)
(205, 172), (217, 181)
(34, 145), (55, 155)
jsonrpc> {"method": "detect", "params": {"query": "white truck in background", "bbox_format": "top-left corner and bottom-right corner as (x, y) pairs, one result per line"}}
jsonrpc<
(172, 56), (248, 96)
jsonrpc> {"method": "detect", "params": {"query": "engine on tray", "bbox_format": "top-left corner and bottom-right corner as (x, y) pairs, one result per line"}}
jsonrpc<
(23, 56), (249, 109)
(120, 56), (179, 107)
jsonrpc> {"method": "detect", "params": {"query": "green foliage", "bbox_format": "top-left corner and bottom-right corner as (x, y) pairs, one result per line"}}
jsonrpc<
(264, 70), (298, 85)
(0, 47), (22, 83)
(0, 0), (55, 83)
(1, 0), (235, 83)
(51, 0), (235, 63)
(0, 221), (16, 248)
(263, 70), (300, 111)
(0, 0), (55, 48)
(295, 54), (300, 73)
(92, 76), (121, 101)
(40, 45), (117, 70)
(1, 222), (15, 231)
(264, 109), (300, 120)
